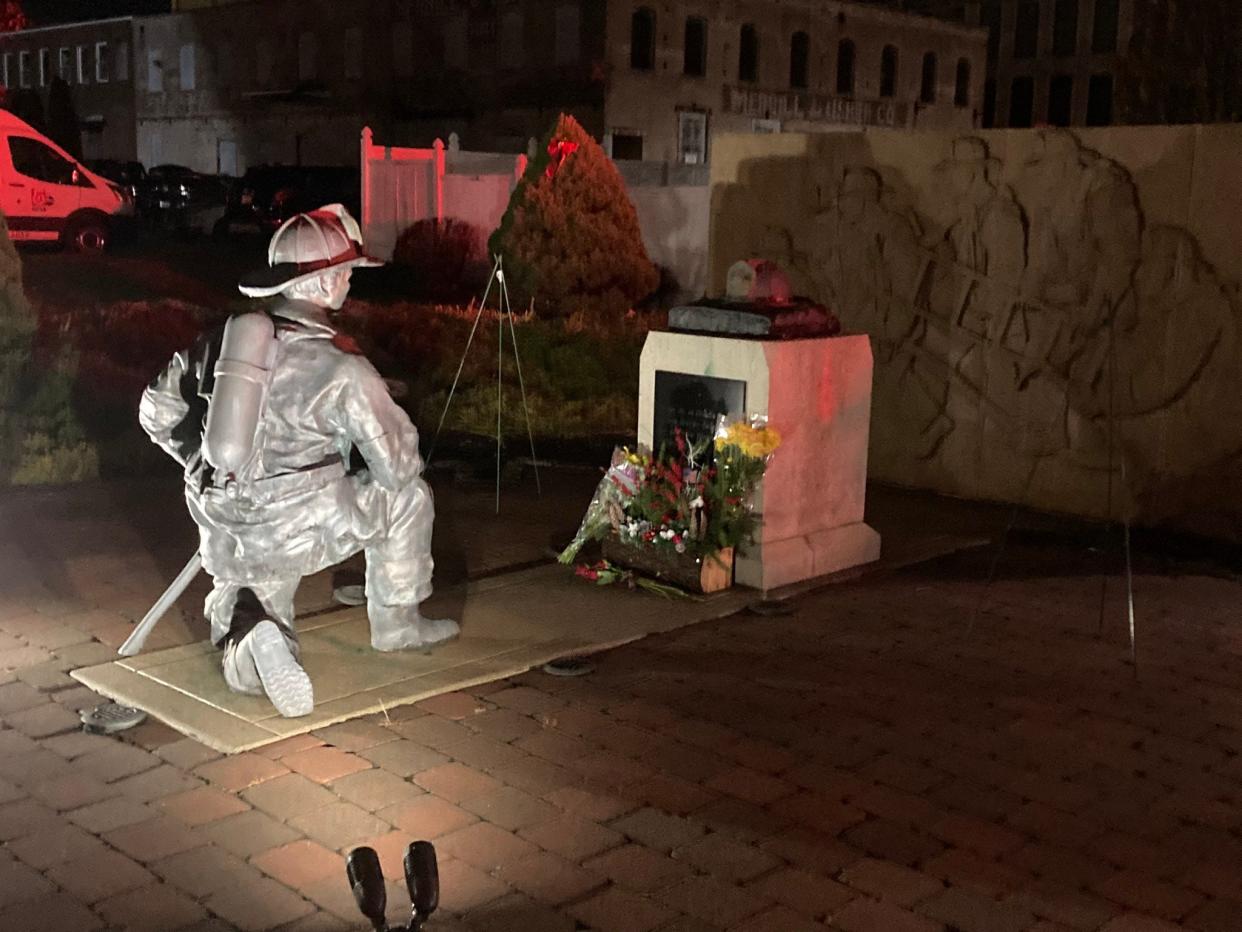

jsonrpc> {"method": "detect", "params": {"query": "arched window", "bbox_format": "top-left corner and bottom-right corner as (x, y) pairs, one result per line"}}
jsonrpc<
(954, 58), (971, 106)
(630, 7), (655, 71)
(738, 23), (758, 82)
(1014, 1), (1039, 59)
(684, 17), (707, 77)
(836, 39), (855, 95)
(920, 51), (937, 103)
(880, 45), (898, 98)
(1053, 0), (1078, 56)
(789, 31), (809, 88)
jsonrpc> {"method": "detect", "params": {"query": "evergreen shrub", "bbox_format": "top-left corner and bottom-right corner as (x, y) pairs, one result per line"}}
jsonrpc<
(489, 113), (658, 318)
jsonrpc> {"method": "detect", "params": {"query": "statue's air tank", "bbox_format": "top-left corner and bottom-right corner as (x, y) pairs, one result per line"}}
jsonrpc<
(203, 312), (276, 480)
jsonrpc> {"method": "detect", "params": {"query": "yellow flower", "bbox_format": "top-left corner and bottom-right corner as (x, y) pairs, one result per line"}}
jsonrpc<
(714, 423), (781, 459)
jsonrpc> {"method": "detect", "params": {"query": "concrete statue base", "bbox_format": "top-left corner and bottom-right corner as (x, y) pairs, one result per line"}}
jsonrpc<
(638, 331), (881, 592)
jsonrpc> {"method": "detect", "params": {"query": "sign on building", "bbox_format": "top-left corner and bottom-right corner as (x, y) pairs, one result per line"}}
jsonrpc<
(723, 86), (910, 129)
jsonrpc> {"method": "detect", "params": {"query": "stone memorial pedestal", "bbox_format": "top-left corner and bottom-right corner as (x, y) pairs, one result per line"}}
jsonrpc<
(638, 331), (880, 591)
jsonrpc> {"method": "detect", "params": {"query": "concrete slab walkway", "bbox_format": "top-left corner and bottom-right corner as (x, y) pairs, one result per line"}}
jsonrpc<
(1, 474), (1239, 931)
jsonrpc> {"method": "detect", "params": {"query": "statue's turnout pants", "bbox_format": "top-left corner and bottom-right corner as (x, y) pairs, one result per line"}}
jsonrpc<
(203, 477), (436, 692)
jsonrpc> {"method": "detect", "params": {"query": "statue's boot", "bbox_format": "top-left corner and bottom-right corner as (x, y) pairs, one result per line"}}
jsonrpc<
(369, 603), (460, 652)
(224, 620), (314, 718)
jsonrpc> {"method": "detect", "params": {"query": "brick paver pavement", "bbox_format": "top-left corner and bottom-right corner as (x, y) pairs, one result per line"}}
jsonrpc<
(3, 475), (1242, 930)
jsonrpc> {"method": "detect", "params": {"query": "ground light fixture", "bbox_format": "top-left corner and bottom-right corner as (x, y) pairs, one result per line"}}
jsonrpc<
(346, 841), (440, 931)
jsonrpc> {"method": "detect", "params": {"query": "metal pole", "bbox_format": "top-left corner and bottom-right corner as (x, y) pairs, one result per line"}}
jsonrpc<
(427, 258), (499, 466)
(499, 258), (542, 497)
(496, 256), (505, 515)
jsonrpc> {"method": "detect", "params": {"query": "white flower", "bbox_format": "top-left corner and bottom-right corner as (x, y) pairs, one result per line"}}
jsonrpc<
(675, 542), (686, 553)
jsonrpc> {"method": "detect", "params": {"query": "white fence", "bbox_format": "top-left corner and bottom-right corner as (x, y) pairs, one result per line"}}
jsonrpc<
(360, 127), (526, 261)
(360, 127), (708, 298)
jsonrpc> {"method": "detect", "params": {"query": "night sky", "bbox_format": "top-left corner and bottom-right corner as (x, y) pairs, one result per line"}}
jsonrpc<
(23, 0), (172, 27)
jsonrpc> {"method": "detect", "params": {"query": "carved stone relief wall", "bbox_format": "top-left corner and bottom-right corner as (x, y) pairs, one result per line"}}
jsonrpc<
(710, 126), (1242, 536)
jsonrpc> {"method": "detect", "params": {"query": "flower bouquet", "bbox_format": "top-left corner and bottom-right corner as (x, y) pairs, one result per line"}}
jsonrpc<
(559, 416), (781, 593)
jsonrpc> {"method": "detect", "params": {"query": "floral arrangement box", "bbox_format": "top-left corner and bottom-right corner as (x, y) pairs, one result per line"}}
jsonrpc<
(560, 419), (781, 595)
(637, 331), (881, 590)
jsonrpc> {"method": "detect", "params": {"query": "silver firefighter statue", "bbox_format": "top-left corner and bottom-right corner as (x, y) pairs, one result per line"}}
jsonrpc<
(139, 204), (458, 718)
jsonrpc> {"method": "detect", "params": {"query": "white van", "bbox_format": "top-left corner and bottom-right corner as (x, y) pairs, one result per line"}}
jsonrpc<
(0, 111), (134, 252)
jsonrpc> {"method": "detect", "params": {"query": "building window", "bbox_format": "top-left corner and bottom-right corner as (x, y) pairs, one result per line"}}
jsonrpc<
(18, 50), (30, 88)
(116, 43), (129, 82)
(631, 7), (655, 71)
(983, 78), (997, 127)
(393, 26), (413, 77)
(1048, 74), (1073, 125)
(499, 11), (523, 69)
(58, 47), (71, 81)
(836, 39), (855, 95)
(76, 46), (88, 85)
(1086, 72), (1113, 125)
(444, 16), (467, 70)
(1092, 0), (1119, 53)
(982, 1), (1001, 65)
(789, 32), (809, 89)
(611, 132), (643, 160)
(180, 44), (195, 90)
(738, 23), (759, 83)
(678, 111), (707, 165)
(1, 53), (9, 89)
(95, 42), (109, 83)
(216, 44), (233, 85)
(1014, 1), (1039, 59)
(298, 31), (317, 82)
(1009, 74), (1034, 126)
(954, 58), (971, 106)
(880, 45), (898, 98)
(1053, 0), (1078, 56)
(147, 50), (163, 93)
(684, 17), (707, 77)
(255, 40), (272, 84)
(920, 52), (937, 103)
(344, 27), (363, 79)
(555, 5), (580, 64)
(37, 48), (49, 86)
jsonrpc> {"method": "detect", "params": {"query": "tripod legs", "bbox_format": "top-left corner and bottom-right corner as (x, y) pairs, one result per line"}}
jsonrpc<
(428, 255), (542, 514)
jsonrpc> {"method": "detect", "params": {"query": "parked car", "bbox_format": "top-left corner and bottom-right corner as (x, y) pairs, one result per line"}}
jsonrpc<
(214, 164), (360, 237)
(0, 111), (135, 252)
(86, 158), (147, 201)
(141, 163), (231, 234)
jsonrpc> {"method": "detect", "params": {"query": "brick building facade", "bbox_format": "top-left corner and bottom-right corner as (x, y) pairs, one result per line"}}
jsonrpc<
(5, 1), (988, 174)
(0, 17), (139, 161)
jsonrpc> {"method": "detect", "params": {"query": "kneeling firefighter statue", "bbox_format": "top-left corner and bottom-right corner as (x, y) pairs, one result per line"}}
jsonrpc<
(137, 204), (458, 718)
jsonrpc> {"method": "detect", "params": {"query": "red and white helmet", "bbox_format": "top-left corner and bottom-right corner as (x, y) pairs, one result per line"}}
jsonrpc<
(238, 203), (382, 298)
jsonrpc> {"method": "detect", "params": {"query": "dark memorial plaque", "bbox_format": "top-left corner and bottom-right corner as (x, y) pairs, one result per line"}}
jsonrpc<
(652, 371), (746, 458)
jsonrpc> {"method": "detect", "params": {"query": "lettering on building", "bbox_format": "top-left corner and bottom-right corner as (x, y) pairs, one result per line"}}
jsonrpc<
(723, 86), (909, 128)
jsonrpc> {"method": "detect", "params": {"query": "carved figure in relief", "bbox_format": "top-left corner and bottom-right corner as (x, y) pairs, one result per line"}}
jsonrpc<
(746, 127), (1242, 515)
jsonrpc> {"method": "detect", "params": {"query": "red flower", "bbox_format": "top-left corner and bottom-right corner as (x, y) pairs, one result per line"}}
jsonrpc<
(545, 140), (580, 179)
(575, 565), (600, 581)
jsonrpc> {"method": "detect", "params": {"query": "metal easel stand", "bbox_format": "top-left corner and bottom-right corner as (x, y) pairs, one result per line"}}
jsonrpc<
(1096, 310), (1138, 676)
(969, 313), (1137, 677)
(426, 254), (541, 514)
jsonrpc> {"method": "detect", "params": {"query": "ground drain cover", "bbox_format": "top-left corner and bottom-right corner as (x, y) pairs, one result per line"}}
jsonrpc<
(81, 702), (147, 735)
(333, 584), (367, 606)
(542, 656), (596, 677)
(747, 599), (797, 616)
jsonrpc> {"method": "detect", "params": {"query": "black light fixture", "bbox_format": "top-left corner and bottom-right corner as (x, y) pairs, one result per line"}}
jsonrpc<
(345, 841), (441, 932)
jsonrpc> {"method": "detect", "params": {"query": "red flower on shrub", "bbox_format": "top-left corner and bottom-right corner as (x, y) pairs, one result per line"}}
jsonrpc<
(545, 140), (579, 179)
